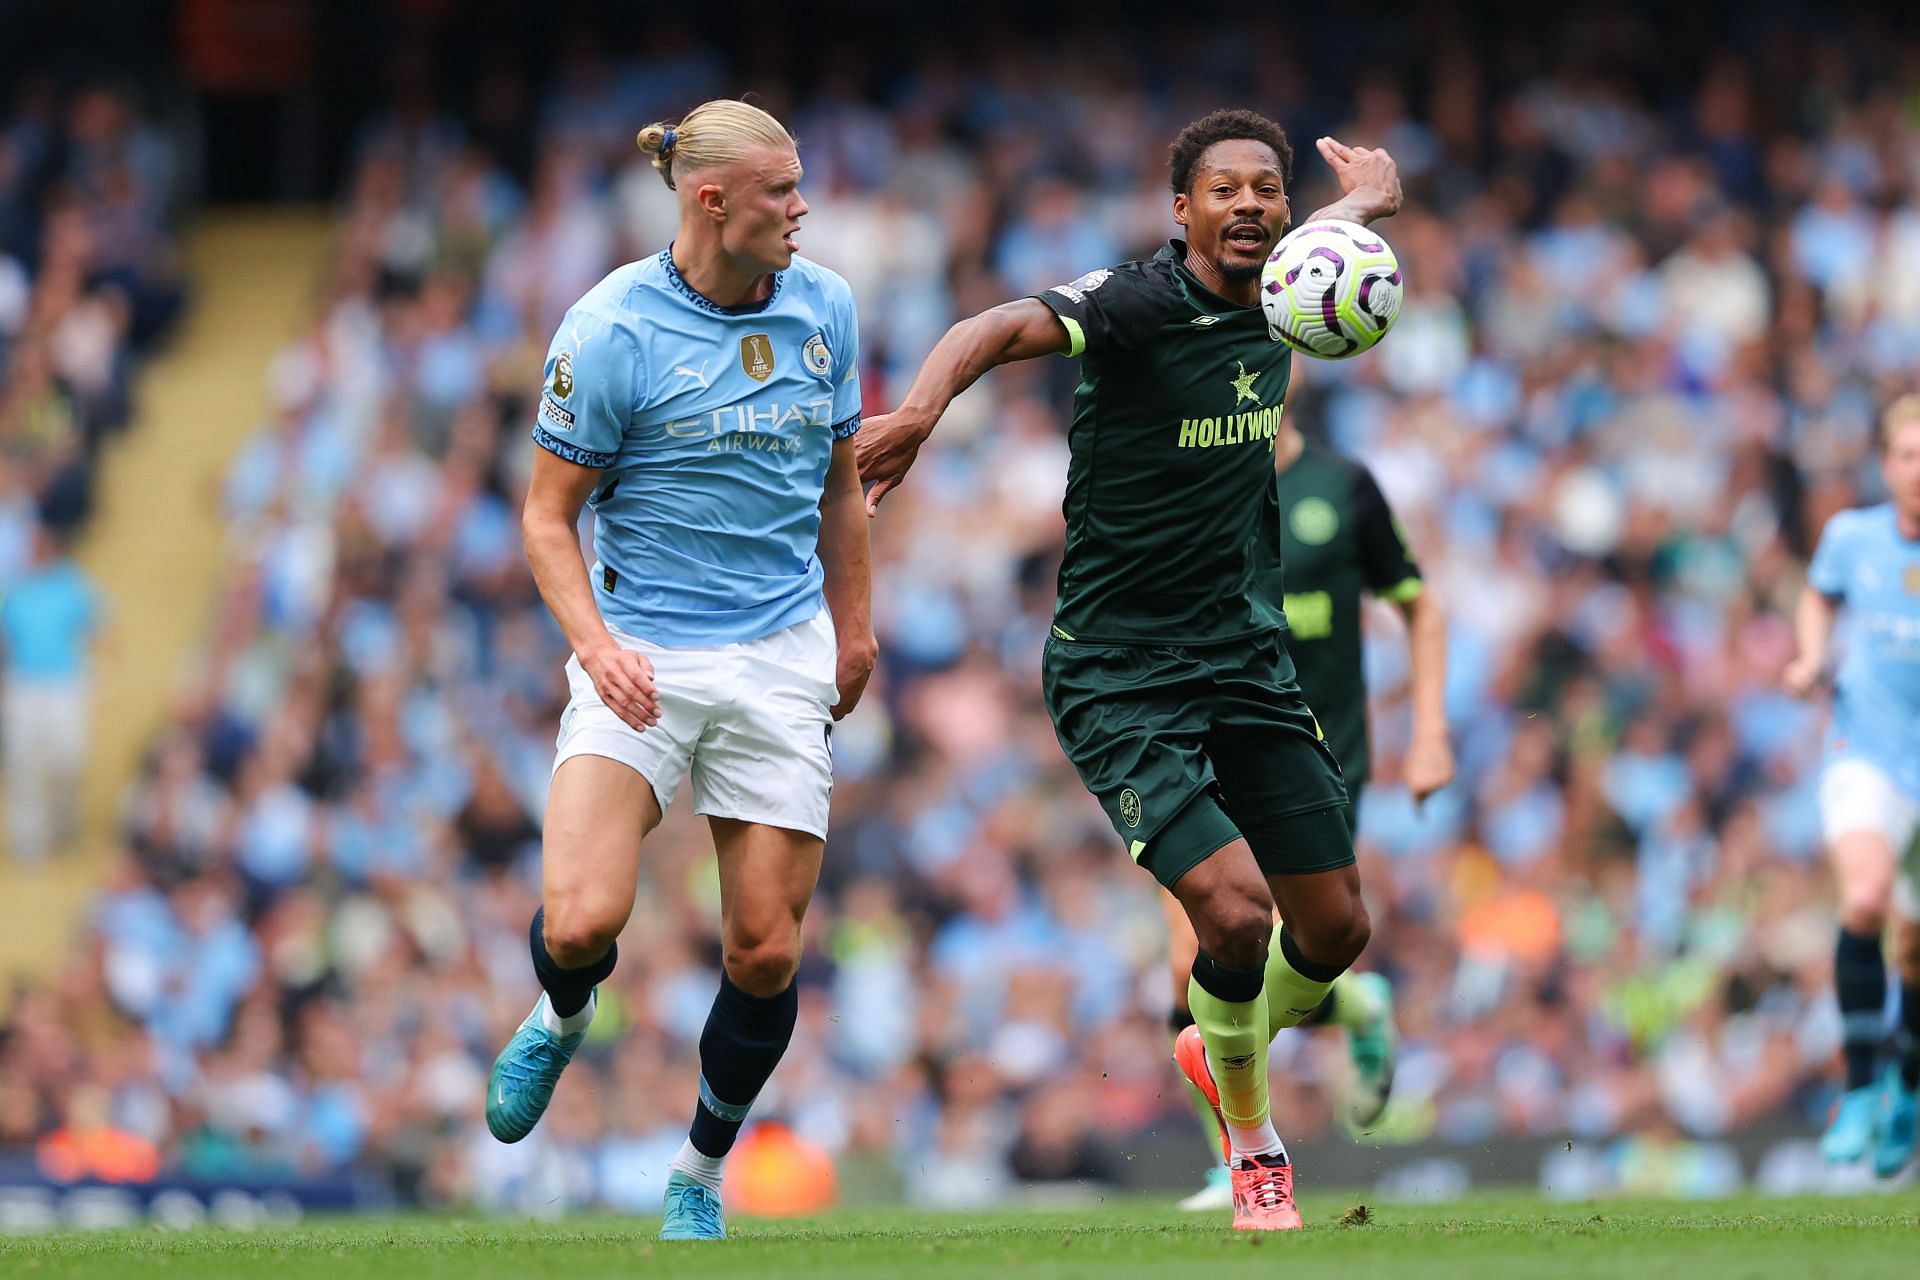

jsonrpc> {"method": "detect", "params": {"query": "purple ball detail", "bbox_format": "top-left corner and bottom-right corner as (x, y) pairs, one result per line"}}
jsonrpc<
(1309, 246), (1347, 274)
(1319, 281), (1345, 338)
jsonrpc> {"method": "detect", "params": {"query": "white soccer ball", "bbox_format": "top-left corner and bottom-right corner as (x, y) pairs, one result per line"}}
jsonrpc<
(1259, 219), (1402, 360)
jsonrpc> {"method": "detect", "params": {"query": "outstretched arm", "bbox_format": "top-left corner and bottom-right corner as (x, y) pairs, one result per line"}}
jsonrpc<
(817, 435), (877, 718)
(854, 297), (1070, 514)
(1392, 586), (1454, 805)
(1304, 136), (1402, 227)
(1783, 586), (1837, 697)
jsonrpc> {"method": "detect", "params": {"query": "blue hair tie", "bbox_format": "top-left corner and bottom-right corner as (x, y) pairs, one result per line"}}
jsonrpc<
(660, 127), (678, 158)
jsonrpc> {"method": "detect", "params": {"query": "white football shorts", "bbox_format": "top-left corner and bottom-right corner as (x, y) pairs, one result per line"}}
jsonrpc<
(1818, 756), (1920, 918)
(554, 609), (839, 839)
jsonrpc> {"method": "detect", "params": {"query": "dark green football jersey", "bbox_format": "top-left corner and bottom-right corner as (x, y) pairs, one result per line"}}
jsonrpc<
(1255, 443), (1423, 785)
(1034, 242), (1293, 646)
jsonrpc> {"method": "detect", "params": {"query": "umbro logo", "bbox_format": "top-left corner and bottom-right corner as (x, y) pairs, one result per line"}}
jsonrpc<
(1191, 315), (1220, 326)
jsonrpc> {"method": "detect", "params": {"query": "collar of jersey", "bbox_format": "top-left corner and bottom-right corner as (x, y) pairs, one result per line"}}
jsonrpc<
(1161, 238), (1260, 316)
(660, 246), (784, 315)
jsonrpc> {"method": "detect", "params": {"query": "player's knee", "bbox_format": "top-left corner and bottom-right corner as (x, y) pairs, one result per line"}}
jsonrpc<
(1290, 892), (1371, 972)
(543, 901), (624, 969)
(723, 932), (801, 997)
(1837, 883), (1892, 937)
(1196, 893), (1274, 971)
(1335, 896), (1373, 968)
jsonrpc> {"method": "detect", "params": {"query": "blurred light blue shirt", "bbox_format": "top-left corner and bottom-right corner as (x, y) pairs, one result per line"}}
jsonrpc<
(1808, 502), (1920, 797)
(0, 559), (102, 680)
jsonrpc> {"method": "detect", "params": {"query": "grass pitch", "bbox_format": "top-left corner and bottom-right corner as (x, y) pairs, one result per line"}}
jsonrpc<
(2, 1193), (1915, 1279)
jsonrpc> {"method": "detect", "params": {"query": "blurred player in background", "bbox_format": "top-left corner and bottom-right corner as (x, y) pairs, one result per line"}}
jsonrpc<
(1784, 393), (1920, 1178)
(859, 109), (1400, 1230)
(1165, 411), (1453, 1212)
(483, 99), (874, 1242)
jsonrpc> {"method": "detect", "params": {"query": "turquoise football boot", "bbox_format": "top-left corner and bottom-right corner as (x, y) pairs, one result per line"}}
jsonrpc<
(1344, 971), (1398, 1131)
(1873, 1069), (1916, 1178)
(485, 994), (588, 1143)
(1820, 1084), (1881, 1164)
(660, 1171), (727, 1241)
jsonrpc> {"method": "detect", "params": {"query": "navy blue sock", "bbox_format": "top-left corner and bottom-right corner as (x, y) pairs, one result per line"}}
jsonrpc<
(688, 972), (799, 1158)
(529, 907), (617, 1019)
(1901, 983), (1920, 1091)
(1835, 927), (1886, 1091)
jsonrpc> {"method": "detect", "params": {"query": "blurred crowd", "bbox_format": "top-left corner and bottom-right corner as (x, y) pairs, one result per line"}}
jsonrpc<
(0, 79), (179, 862)
(5, 8), (1920, 1208)
(0, 75), (184, 547)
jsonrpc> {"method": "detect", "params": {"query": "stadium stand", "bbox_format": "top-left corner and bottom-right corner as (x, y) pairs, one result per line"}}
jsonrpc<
(3, 3), (1919, 1211)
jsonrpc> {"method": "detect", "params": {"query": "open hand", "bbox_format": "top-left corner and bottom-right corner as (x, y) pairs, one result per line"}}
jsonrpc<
(831, 631), (878, 720)
(854, 410), (931, 515)
(1781, 654), (1824, 698)
(579, 641), (660, 732)
(1315, 137), (1402, 222)
(1406, 731), (1456, 809)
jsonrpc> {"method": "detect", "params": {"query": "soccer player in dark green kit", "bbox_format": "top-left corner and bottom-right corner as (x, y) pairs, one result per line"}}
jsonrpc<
(1164, 409), (1454, 1210)
(857, 109), (1402, 1231)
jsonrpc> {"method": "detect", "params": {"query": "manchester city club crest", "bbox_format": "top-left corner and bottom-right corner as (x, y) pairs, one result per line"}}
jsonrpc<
(803, 332), (832, 378)
(1119, 788), (1142, 828)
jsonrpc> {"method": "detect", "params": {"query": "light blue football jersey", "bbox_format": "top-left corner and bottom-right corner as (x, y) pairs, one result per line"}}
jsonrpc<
(532, 249), (862, 647)
(1808, 503), (1920, 798)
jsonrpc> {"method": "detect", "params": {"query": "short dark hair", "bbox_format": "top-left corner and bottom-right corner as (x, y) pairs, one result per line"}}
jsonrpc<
(1168, 109), (1294, 195)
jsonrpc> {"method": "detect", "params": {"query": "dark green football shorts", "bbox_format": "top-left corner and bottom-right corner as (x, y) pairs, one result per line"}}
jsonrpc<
(1041, 629), (1353, 889)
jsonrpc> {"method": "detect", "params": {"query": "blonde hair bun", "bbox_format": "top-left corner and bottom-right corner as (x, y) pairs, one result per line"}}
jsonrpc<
(634, 100), (792, 191)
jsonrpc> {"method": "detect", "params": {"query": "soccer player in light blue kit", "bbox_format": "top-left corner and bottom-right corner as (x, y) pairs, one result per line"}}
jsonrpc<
(1785, 394), (1920, 1178)
(483, 99), (876, 1240)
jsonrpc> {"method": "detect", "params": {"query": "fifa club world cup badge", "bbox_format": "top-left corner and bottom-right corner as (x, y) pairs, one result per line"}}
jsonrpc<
(741, 333), (775, 382)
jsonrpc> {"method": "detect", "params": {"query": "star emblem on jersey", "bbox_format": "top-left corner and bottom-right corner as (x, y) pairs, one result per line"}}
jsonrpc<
(1230, 361), (1263, 406)
(552, 350), (574, 400)
(1119, 788), (1142, 828)
(741, 333), (775, 382)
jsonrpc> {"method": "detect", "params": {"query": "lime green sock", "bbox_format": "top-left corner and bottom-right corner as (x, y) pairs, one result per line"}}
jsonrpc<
(1263, 923), (1340, 1041)
(1322, 972), (1382, 1030)
(1187, 963), (1270, 1130)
